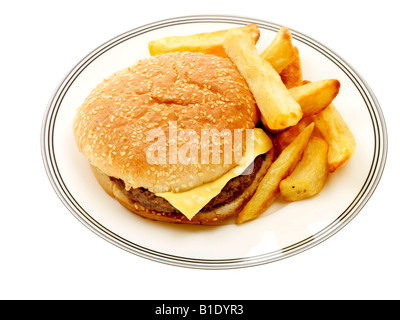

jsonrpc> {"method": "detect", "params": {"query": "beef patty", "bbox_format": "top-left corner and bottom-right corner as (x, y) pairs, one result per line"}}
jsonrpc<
(111, 155), (264, 214)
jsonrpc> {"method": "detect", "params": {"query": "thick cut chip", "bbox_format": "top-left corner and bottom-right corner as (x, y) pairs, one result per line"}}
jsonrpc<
(280, 46), (303, 88)
(236, 123), (314, 224)
(289, 79), (341, 117)
(274, 117), (314, 153)
(148, 24), (260, 57)
(223, 28), (303, 131)
(280, 136), (329, 201)
(312, 103), (356, 172)
(260, 26), (294, 74)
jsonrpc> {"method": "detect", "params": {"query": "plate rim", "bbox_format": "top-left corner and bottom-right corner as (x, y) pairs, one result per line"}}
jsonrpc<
(41, 14), (388, 269)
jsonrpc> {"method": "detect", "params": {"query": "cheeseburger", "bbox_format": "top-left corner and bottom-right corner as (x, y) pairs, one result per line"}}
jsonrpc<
(73, 51), (274, 224)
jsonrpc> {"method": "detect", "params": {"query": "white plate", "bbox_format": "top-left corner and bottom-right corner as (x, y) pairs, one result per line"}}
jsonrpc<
(41, 15), (387, 269)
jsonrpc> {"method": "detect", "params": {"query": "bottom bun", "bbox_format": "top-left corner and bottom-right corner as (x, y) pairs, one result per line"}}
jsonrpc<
(90, 149), (275, 225)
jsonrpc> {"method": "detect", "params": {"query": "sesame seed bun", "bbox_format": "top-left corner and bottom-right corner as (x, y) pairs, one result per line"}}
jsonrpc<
(73, 51), (260, 194)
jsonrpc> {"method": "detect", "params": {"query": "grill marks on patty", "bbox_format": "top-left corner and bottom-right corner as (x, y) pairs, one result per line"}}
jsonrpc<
(111, 155), (263, 214)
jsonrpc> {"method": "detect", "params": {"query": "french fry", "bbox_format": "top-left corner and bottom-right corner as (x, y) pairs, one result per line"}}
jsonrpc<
(289, 79), (341, 117)
(280, 46), (303, 88)
(279, 136), (329, 201)
(271, 79), (340, 145)
(148, 24), (260, 57)
(236, 123), (314, 224)
(261, 79), (338, 132)
(223, 28), (303, 131)
(274, 116), (314, 153)
(260, 26), (294, 74)
(312, 103), (356, 172)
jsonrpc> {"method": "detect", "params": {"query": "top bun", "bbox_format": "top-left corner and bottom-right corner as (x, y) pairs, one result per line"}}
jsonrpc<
(73, 51), (259, 193)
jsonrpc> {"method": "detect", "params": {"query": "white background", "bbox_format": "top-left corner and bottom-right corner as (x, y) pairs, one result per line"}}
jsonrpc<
(1, 0), (398, 300)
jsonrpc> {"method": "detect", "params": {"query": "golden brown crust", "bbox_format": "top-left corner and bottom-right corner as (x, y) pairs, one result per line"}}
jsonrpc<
(280, 46), (303, 89)
(90, 149), (274, 225)
(74, 52), (259, 193)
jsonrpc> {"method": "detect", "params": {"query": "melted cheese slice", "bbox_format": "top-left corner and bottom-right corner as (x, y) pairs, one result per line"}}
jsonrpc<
(156, 128), (272, 220)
